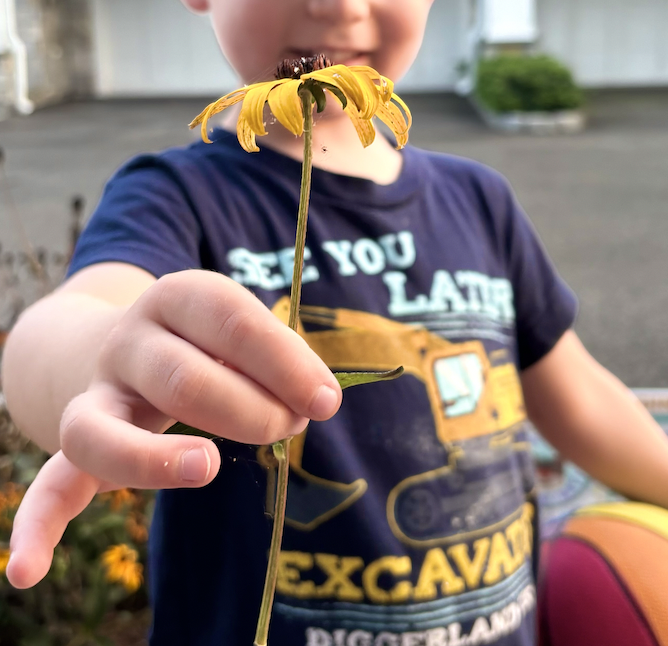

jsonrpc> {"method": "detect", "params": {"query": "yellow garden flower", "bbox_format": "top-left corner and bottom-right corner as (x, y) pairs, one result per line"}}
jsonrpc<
(190, 55), (411, 152)
(0, 547), (10, 575)
(102, 544), (143, 593)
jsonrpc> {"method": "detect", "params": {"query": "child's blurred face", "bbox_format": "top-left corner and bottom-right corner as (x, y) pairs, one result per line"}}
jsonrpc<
(183, 0), (433, 84)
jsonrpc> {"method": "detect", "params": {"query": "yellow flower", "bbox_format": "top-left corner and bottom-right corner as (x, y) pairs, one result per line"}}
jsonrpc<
(190, 57), (411, 152)
(0, 547), (10, 575)
(102, 544), (143, 593)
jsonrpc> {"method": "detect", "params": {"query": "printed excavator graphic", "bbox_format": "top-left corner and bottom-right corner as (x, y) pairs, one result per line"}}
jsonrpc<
(270, 298), (529, 545)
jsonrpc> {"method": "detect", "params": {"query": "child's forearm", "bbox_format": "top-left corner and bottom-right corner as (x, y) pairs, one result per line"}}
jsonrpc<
(549, 377), (668, 507)
(2, 292), (125, 454)
(522, 331), (668, 509)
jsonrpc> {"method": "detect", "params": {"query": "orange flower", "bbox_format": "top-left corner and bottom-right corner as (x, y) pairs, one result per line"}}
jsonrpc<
(0, 547), (10, 575)
(99, 488), (136, 511)
(125, 513), (149, 543)
(0, 483), (25, 532)
(102, 544), (143, 593)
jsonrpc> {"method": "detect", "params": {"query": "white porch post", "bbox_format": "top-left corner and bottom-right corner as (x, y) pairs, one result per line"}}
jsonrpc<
(482, 0), (538, 45)
(0, 0), (34, 115)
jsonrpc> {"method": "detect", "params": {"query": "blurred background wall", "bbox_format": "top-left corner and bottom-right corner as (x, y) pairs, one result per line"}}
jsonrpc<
(87, 0), (668, 96)
(2, 0), (668, 115)
(0, 0), (93, 114)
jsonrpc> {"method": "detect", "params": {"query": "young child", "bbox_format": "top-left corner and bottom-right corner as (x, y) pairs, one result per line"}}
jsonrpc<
(4, 1), (668, 644)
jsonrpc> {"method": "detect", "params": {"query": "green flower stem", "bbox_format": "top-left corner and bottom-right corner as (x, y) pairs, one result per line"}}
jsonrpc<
(254, 89), (315, 646)
(288, 90), (315, 331)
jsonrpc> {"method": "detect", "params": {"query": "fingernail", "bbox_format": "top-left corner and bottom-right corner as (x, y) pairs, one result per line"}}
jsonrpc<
(180, 448), (211, 482)
(310, 384), (339, 419)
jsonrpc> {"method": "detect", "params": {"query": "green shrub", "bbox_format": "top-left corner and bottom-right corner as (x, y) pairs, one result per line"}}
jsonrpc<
(476, 55), (584, 113)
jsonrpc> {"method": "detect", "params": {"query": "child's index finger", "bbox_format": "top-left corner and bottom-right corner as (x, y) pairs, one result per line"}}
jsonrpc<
(7, 452), (101, 589)
(140, 270), (342, 421)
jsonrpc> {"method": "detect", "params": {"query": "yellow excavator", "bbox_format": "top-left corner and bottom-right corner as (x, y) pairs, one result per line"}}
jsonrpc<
(270, 297), (531, 546)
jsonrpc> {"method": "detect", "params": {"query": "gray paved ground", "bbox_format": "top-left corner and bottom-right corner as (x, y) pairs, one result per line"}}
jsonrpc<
(1, 90), (667, 386)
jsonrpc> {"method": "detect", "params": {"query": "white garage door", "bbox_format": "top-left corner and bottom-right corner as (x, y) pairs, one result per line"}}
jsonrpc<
(91, 0), (467, 97)
(539, 0), (668, 87)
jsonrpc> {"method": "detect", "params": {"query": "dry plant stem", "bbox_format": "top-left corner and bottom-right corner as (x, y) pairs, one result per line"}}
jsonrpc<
(254, 90), (315, 646)
(287, 91), (316, 330)
(0, 156), (49, 292)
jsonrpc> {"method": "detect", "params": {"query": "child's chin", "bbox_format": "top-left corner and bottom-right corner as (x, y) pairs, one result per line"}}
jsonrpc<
(336, 55), (371, 68)
(315, 99), (348, 120)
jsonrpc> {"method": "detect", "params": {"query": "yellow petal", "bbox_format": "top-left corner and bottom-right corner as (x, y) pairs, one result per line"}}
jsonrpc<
(375, 94), (412, 149)
(102, 546), (122, 566)
(236, 115), (259, 153)
(122, 563), (143, 593)
(348, 66), (395, 104)
(342, 101), (376, 148)
(105, 562), (125, 582)
(240, 79), (290, 137)
(189, 88), (248, 144)
(350, 71), (380, 120)
(390, 93), (412, 131)
(303, 65), (368, 115)
(188, 88), (246, 127)
(267, 80), (304, 136)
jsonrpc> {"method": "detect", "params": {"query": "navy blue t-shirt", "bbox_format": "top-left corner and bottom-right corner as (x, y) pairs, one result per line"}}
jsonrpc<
(69, 130), (577, 646)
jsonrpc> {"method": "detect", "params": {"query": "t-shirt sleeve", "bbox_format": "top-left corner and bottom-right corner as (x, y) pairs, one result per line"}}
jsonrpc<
(483, 169), (579, 370)
(67, 154), (203, 279)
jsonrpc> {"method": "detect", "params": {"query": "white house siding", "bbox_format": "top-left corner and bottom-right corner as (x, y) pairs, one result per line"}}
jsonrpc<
(91, 0), (467, 97)
(399, 0), (468, 92)
(538, 0), (668, 87)
(91, 0), (237, 97)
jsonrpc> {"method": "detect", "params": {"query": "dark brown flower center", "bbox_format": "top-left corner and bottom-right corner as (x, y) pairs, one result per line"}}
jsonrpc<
(275, 54), (333, 80)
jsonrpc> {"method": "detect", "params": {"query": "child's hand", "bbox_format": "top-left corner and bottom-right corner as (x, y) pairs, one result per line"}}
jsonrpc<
(6, 269), (342, 588)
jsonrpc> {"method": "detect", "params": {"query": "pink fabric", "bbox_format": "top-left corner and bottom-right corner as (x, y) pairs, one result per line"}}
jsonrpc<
(538, 537), (659, 646)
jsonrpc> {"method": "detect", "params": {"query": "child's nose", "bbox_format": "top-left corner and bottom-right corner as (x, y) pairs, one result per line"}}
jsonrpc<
(306, 0), (371, 22)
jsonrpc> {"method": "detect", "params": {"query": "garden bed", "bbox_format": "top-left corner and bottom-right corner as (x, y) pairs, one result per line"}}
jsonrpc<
(474, 54), (585, 134)
(472, 99), (586, 135)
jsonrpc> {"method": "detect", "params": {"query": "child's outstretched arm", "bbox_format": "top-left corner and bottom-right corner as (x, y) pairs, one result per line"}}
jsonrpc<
(2, 262), (341, 588)
(522, 330), (668, 508)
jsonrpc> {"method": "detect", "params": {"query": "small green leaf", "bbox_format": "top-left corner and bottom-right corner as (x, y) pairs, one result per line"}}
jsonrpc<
(306, 83), (328, 113)
(320, 83), (348, 110)
(271, 441), (287, 461)
(334, 366), (404, 390)
(164, 421), (218, 441)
